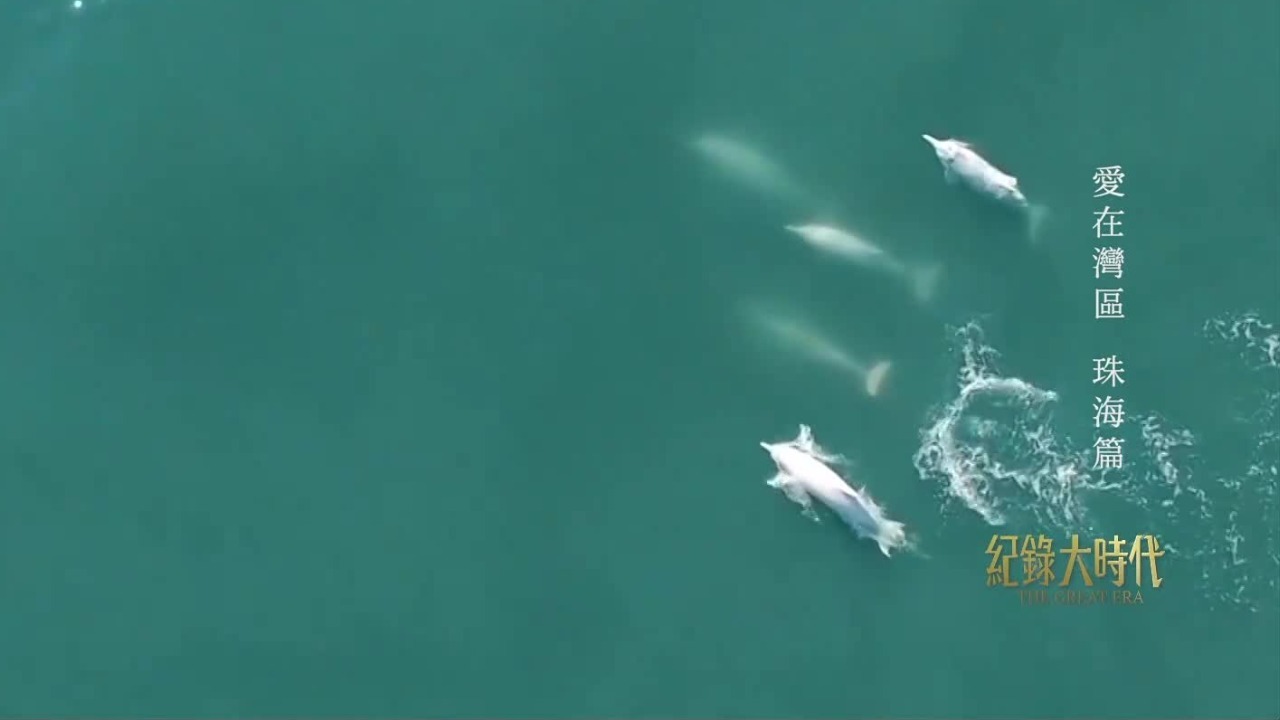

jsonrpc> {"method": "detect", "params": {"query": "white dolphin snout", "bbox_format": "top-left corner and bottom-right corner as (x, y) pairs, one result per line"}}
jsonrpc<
(922, 134), (940, 148)
(761, 441), (789, 461)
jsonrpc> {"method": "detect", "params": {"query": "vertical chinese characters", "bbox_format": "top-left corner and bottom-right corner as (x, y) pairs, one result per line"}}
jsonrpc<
(1092, 166), (1128, 469)
(1091, 355), (1126, 469)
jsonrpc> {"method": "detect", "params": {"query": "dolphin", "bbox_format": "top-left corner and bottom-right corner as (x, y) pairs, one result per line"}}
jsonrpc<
(922, 134), (1049, 241)
(691, 133), (808, 205)
(760, 424), (909, 557)
(784, 223), (942, 304)
(744, 304), (892, 397)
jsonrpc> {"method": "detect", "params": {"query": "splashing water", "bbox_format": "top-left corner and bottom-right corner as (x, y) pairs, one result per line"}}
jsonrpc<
(1118, 412), (1224, 603)
(915, 316), (1279, 610)
(1189, 312), (1280, 609)
(1205, 312), (1280, 371)
(913, 322), (1099, 533)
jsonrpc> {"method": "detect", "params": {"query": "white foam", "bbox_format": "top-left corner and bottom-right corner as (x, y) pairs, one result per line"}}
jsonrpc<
(1205, 311), (1280, 370)
(1111, 312), (1280, 611)
(1201, 312), (1280, 608)
(914, 314), (1278, 611)
(913, 322), (1097, 533)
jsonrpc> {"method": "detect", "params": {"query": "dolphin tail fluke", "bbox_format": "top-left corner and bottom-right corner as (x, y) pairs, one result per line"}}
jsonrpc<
(876, 520), (907, 558)
(911, 263), (943, 305)
(863, 360), (892, 397)
(1026, 203), (1050, 244)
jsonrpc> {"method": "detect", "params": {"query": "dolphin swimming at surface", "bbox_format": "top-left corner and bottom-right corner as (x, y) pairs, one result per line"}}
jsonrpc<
(743, 303), (892, 397)
(760, 424), (910, 557)
(784, 223), (942, 304)
(922, 134), (1049, 241)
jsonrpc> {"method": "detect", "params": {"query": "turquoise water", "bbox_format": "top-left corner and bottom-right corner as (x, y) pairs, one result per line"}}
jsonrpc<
(2, 0), (1278, 717)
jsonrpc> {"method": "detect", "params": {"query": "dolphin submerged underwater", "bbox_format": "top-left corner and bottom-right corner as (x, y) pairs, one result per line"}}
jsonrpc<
(691, 132), (812, 207)
(743, 304), (892, 398)
(784, 223), (942, 305)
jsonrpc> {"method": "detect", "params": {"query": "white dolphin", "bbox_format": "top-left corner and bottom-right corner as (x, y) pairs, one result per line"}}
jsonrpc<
(745, 304), (892, 397)
(691, 133), (808, 205)
(922, 134), (1049, 241)
(760, 424), (909, 557)
(784, 223), (942, 304)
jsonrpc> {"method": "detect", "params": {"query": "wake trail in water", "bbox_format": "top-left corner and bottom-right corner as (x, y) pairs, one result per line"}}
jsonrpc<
(1114, 313), (1279, 610)
(1198, 312), (1279, 608)
(914, 315), (1280, 610)
(913, 321), (1100, 534)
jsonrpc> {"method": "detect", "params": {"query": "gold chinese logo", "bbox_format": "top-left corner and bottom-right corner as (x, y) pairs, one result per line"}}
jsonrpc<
(986, 534), (1164, 606)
